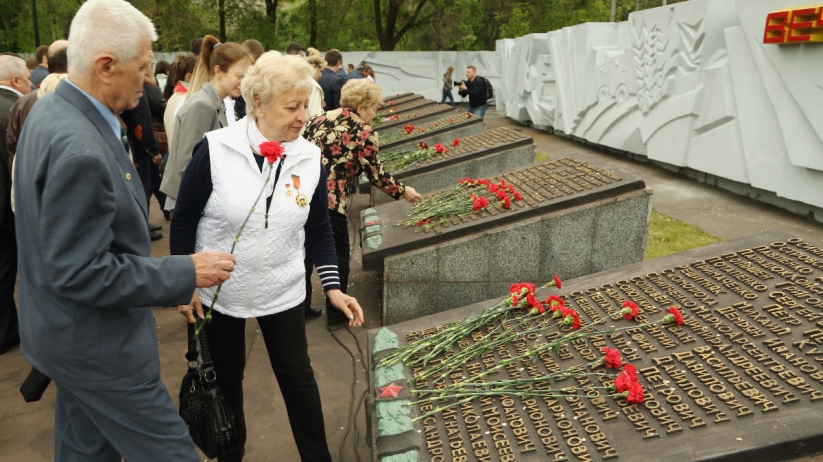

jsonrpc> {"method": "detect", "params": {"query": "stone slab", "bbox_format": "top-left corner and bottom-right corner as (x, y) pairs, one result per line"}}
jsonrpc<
(375, 103), (458, 132)
(370, 127), (536, 206)
(377, 98), (436, 118)
(378, 113), (485, 153)
(362, 156), (646, 272)
(368, 230), (823, 461)
(378, 93), (421, 110)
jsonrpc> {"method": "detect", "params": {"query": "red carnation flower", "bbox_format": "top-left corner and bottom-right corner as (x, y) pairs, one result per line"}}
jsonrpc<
(496, 190), (507, 201)
(614, 364), (638, 393)
(664, 307), (684, 326)
(621, 300), (640, 320)
(417, 127), (425, 133)
(601, 347), (622, 369)
(513, 191), (522, 201)
(259, 141), (285, 164)
(453, 138), (460, 147)
(626, 381), (645, 404)
(552, 275), (562, 289)
(562, 308), (581, 330)
(389, 100), (395, 105)
(502, 196), (511, 209)
(544, 295), (564, 307)
(526, 293), (541, 309)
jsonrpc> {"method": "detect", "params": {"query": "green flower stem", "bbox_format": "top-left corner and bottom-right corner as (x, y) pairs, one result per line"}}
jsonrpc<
(195, 169), (273, 335)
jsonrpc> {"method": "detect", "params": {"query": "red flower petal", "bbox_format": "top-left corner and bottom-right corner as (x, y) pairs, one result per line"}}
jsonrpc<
(453, 138), (460, 147)
(601, 347), (622, 369)
(259, 141), (285, 164)
(622, 300), (640, 320)
(553, 275), (562, 289)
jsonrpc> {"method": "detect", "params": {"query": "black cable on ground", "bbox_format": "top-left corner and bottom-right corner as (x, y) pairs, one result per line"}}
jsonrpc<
(346, 326), (369, 462)
(328, 324), (360, 462)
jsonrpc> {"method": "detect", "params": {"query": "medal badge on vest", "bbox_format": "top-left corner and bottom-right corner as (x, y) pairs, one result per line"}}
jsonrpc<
(292, 174), (308, 207)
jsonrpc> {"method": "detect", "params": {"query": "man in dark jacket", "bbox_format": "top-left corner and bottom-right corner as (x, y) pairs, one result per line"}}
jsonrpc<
(0, 55), (30, 355)
(319, 49), (345, 110)
(457, 65), (487, 118)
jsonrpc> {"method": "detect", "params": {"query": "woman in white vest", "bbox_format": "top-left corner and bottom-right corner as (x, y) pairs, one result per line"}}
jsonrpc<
(170, 52), (363, 462)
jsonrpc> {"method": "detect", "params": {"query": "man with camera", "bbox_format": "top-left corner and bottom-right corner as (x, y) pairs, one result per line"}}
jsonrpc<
(457, 65), (487, 118)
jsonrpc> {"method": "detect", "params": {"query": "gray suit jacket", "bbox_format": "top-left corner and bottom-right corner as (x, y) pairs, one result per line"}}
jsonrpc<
(14, 80), (196, 391)
(160, 82), (227, 200)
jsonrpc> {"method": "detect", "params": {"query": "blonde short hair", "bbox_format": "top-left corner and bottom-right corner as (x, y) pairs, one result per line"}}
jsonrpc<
(241, 51), (313, 121)
(340, 79), (382, 110)
(305, 54), (326, 70)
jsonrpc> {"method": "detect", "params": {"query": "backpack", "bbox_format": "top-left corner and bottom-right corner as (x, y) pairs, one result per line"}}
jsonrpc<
(480, 77), (494, 101)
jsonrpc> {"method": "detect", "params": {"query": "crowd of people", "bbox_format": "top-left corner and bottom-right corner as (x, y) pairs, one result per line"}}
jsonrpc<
(0, 0), (500, 459)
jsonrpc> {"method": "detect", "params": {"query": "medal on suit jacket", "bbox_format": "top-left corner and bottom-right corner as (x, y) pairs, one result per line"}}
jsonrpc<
(292, 174), (307, 207)
(285, 183), (293, 197)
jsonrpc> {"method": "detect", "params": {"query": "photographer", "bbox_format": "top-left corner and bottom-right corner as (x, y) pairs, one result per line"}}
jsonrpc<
(457, 65), (487, 117)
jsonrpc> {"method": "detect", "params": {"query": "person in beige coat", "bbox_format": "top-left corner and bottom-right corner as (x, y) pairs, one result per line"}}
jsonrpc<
(160, 35), (252, 211)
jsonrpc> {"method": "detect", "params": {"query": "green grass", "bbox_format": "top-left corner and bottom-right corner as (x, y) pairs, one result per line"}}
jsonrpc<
(535, 152), (549, 162)
(646, 209), (722, 260)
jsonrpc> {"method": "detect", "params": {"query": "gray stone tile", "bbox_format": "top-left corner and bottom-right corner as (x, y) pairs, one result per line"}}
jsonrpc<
(384, 247), (438, 282)
(591, 191), (653, 273)
(437, 234), (490, 281)
(383, 282), (440, 325)
(487, 218), (542, 281)
(437, 282), (490, 312)
(540, 206), (596, 281)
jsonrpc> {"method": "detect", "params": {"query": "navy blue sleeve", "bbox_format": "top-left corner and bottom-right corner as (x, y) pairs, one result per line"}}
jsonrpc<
(304, 161), (341, 291)
(170, 138), (212, 256)
(468, 78), (485, 99)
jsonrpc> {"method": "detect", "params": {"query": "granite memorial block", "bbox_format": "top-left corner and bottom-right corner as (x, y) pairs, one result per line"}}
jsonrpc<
(361, 156), (653, 325)
(378, 98), (437, 118)
(369, 127), (536, 206)
(376, 103), (459, 132)
(368, 231), (823, 462)
(379, 93), (420, 109)
(379, 113), (485, 153)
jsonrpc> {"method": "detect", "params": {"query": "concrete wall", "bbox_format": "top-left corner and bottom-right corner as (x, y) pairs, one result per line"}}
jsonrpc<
(494, 0), (823, 219)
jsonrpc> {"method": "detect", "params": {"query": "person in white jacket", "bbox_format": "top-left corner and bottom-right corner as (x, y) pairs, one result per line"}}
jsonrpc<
(171, 52), (363, 462)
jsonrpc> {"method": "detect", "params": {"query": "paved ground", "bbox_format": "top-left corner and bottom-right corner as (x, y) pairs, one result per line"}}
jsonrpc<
(1, 107), (822, 461)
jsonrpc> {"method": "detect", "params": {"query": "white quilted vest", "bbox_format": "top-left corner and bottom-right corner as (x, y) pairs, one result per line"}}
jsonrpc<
(195, 118), (321, 318)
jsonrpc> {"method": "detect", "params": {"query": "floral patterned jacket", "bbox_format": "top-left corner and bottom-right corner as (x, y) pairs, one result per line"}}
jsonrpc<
(304, 108), (405, 216)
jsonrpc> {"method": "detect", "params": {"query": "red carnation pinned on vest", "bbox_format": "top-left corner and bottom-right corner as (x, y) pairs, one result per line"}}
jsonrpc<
(621, 300), (640, 320)
(663, 307), (684, 326)
(259, 141), (285, 164)
(601, 347), (622, 369)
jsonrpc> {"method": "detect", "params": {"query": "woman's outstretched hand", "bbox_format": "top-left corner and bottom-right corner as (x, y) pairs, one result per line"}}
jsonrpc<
(327, 289), (364, 327)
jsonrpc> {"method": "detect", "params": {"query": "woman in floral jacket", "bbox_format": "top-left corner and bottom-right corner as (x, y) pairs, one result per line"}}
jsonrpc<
(303, 79), (422, 325)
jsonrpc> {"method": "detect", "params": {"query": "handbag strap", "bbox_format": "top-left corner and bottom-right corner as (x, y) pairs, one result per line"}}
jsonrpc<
(185, 323), (199, 363)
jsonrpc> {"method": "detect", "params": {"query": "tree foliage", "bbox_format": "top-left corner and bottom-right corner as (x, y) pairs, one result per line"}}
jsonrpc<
(0, 0), (690, 54)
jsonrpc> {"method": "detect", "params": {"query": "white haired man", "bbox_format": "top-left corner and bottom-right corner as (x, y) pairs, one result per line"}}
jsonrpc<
(0, 55), (30, 357)
(14, 0), (237, 460)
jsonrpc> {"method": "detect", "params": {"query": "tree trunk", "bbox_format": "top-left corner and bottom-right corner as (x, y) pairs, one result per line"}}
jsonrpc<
(309, 0), (317, 47)
(264, 0), (278, 32)
(610, 0), (618, 21)
(218, 0), (226, 42)
(374, 0), (431, 51)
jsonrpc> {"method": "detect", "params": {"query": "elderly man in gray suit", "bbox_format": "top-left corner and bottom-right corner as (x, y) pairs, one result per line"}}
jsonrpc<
(14, 0), (236, 460)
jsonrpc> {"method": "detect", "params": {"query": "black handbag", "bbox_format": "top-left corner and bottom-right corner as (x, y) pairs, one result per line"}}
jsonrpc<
(179, 322), (238, 459)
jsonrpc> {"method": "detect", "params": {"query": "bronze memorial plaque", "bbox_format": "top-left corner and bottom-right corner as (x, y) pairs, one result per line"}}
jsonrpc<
(368, 231), (823, 461)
